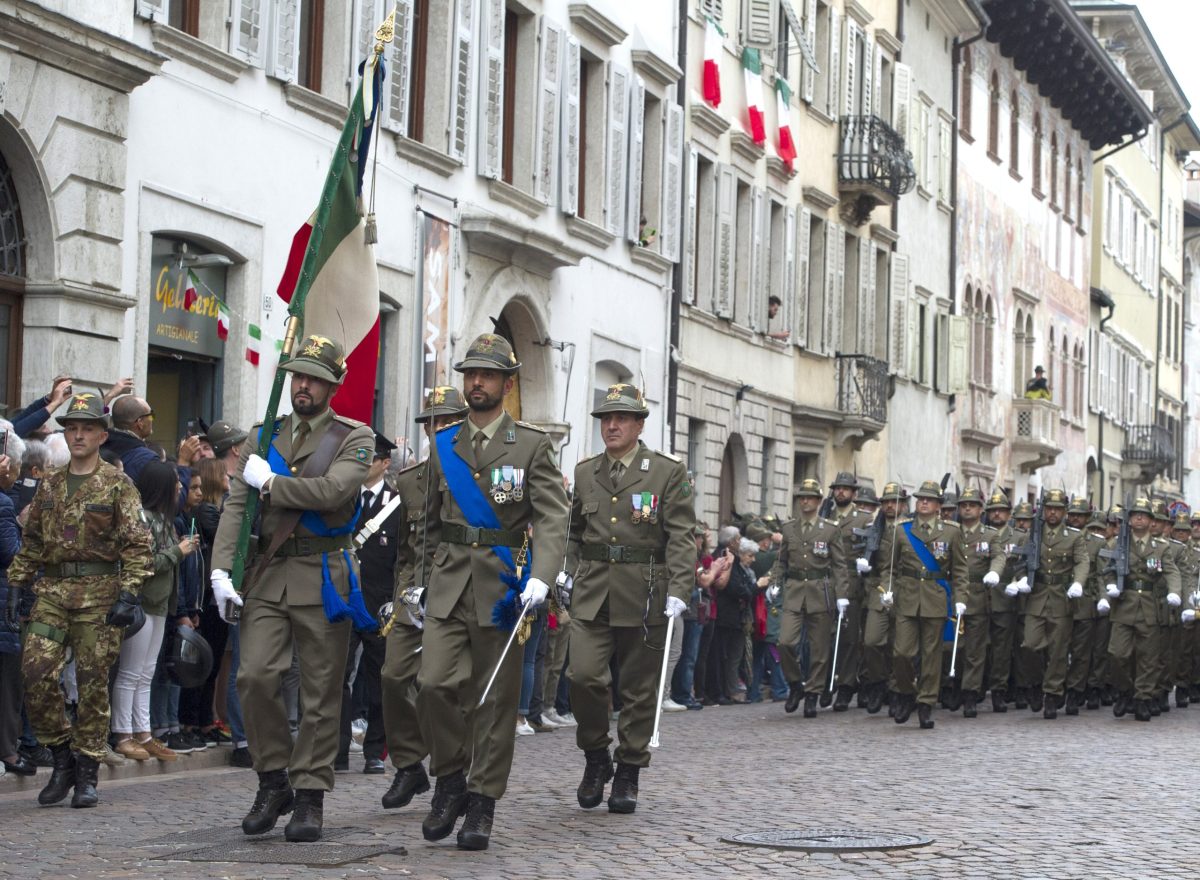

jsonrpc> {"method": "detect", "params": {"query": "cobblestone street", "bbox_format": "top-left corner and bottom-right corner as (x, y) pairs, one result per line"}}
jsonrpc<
(0, 699), (1192, 879)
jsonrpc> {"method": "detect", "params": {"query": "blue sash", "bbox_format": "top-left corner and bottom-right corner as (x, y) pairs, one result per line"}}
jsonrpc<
(902, 522), (955, 641)
(435, 424), (531, 625)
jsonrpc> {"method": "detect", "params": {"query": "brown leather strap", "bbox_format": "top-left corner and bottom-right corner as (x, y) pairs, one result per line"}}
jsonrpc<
(246, 420), (354, 592)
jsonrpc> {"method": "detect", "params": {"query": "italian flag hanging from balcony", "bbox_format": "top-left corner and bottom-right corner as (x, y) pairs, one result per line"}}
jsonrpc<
(703, 16), (723, 107)
(246, 324), (261, 366)
(742, 47), (766, 144)
(776, 78), (797, 168)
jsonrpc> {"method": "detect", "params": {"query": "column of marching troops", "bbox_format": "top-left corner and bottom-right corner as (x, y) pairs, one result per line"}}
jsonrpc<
(8, 330), (1195, 851)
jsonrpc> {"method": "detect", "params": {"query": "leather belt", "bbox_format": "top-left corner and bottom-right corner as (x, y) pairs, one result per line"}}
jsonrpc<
(787, 570), (829, 581)
(581, 544), (665, 564)
(443, 523), (525, 548)
(42, 561), (119, 577)
(259, 535), (353, 557)
(901, 569), (940, 581)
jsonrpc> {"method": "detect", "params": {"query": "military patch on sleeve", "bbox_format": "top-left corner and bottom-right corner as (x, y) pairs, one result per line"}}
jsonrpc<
(681, 481), (692, 498)
(355, 447), (371, 463)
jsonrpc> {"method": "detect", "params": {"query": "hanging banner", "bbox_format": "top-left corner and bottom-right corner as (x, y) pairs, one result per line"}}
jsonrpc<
(149, 255), (224, 359)
(417, 212), (452, 400)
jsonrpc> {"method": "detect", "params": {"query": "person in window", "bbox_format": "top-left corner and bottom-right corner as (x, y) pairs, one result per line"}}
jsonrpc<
(1024, 366), (1051, 400)
(765, 296), (790, 342)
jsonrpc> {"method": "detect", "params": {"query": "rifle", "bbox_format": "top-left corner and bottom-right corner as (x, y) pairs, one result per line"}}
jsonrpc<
(852, 508), (885, 561)
(1023, 489), (1046, 592)
(1098, 494), (1131, 593)
(818, 492), (835, 520)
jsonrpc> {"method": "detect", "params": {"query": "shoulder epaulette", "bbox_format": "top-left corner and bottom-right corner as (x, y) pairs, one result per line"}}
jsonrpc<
(1065, 526), (1080, 534)
(397, 459), (425, 476)
(436, 419), (465, 434)
(654, 449), (682, 463)
(819, 518), (835, 528)
(332, 413), (368, 429)
(516, 420), (548, 434)
(941, 521), (961, 530)
(1170, 538), (1184, 545)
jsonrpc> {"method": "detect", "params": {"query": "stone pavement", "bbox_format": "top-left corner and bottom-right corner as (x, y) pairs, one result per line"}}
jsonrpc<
(0, 700), (1193, 879)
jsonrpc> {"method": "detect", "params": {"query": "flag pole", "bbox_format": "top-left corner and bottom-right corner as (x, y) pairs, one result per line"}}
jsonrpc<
(229, 9), (395, 591)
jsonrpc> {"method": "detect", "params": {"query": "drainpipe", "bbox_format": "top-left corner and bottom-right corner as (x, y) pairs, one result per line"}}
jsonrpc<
(667, 0), (688, 453)
(1097, 298), (1115, 507)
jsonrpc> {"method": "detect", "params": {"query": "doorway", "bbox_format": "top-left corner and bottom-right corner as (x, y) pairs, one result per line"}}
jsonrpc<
(146, 349), (222, 454)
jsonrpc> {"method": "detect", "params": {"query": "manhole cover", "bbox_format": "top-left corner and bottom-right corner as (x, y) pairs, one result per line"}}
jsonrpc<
(153, 841), (402, 867)
(722, 829), (933, 853)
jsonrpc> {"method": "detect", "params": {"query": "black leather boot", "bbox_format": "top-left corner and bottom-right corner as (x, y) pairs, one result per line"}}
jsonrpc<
(1064, 690), (1080, 716)
(803, 693), (818, 718)
(962, 691), (977, 718)
(1028, 689), (1044, 712)
(382, 763), (430, 809)
(866, 683), (883, 715)
(607, 763), (639, 814)
(893, 693), (913, 725)
(577, 749), (613, 809)
(1113, 692), (1129, 718)
(784, 684), (803, 714)
(1176, 687), (1189, 709)
(1043, 693), (1058, 720)
(917, 703), (935, 729)
(1157, 692), (1170, 713)
(991, 690), (1008, 713)
(242, 769), (294, 835)
(832, 685), (852, 712)
(421, 771), (468, 841)
(37, 743), (76, 806)
(818, 689), (832, 708)
(285, 789), (324, 842)
(1014, 687), (1028, 710)
(70, 754), (99, 808)
(1085, 688), (1100, 710)
(456, 793), (495, 850)
(1134, 699), (1152, 722)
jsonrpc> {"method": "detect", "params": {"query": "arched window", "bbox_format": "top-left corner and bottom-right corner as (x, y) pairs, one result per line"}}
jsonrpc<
(988, 71), (1000, 157)
(1064, 146), (1073, 220)
(1073, 341), (1084, 419)
(970, 286), (983, 383)
(1076, 158), (1085, 227)
(0, 153), (23, 279)
(1009, 90), (1020, 171)
(1060, 334), (1069, 412)
(1032, 114), (1043, 193)
(1014, 307), (1026, 394)
(984, 296), (995, 387)
(961, 46), (973, 136)
(1047, 326), (1056, 402)
(1050, 131), (1059, 207)
(0, 150), (27, 413)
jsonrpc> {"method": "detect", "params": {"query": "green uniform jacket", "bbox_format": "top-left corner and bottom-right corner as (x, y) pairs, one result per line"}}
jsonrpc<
(959, 522), (1006, 615)
(832, 505), (874, 602)
(10, 461), (153, 607)
(878, 516), (968, 618)
(767, 515), (848, 613)
(391, 460), (428, 596)
(1026, 525), (1090, 619)
(212, 411), (374, 605)
(421, 413), (568, 627)
(567, 442), (696, 628)
(1108, 533), (1180, 626)
(862, 511), (892, 610)
(1160, 539), (1187, 627)
(989, 522), (1026, 614)
(1072, 532), (1106, 621)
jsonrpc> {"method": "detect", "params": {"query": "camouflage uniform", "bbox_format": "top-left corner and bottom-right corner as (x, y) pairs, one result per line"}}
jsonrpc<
(12, 418), (152, 761)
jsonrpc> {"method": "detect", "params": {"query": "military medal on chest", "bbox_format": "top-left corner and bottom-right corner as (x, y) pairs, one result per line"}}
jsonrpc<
(490, 465), (525, 504)
(630, 492), (659, 524)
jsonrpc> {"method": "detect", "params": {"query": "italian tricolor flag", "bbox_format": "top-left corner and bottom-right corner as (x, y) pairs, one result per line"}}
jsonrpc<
(216, 302), (230, 341)
(742, 48), (766, 144)
(702, 16), (723, 108)
(776, 78), (797, 168)
(183, 270), (201, 311)
(246, 324), (261, 366)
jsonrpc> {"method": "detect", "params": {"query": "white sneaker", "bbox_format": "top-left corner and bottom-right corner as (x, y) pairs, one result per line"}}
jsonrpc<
(661, 697), (687, 713)
(561, 711), (577, 725)
(515, 718), (535, 736)
(349, 739), (363, 754)
(544, 709), (576, 727)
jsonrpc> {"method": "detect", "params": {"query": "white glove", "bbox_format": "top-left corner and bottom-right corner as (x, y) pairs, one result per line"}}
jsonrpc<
(880, 591), (894, 608)
(856, 558), (872, 574)
(954, 602), (967, 617)
(1168, 592), (1182, 608)
(982, 571), (1000, 587)
(836, 597), (849, 613)
(211, 570), (242, 623)
(1004, 582), (1020, 597)
(665, 596), (687, 618)
(242, 453), (274, 492)
(1017, 577), (1031, 594)
(1105, 583), (1120, 600)
(768, 585), (780, 601)
(1066, 582), (1083, 600)
(1096, 598), (1110, 615)
(520, 577), (550, 607)
(1183, 609), (1196, 624)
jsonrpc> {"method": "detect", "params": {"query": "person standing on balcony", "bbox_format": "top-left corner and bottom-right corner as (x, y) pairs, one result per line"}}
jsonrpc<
(1024, 366), (1051, 400)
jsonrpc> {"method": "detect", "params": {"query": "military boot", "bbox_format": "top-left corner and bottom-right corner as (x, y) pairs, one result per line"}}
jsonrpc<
(1157, 692), (1170, 714)
(456, 793), (495, 850)
(1028, 689), (1044, 712)
(917, 703), (935, 730)
(818, 689), (833, 709)
(991, 690), (1008, 713)
(421, 771), (468, 841)
(1112, 692), (1130, 718)
(1148, 697), (1162, 717)
(784, 684), (803, 714)
(607, 763), (639, 814)
(1176, 686), (1189, 709)
(1134, 699), (1152, 722)
(1085, 688), (1100, 710)
(284, 789), (324, 842)
(577, 749), (613, 809)
(1043, 694), (1058, 720)
(962, 691), (978, 718)
(865, 683), (884, 715)
(802, 693), (818, 718)
(242, 769), (294, 835)
(893, 693), (913, 725)
(70, 754), (99, 808)
(832, 685), (853, 712)
(37, 743), (76, 806)
(1064, 690), (1080, 716)
(382, 763), (430, 810)
(1014, 687), (1029, 710)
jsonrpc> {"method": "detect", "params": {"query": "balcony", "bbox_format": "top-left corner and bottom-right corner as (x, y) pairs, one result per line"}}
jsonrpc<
(834, 354), (888, 450)
(837, 115), (916, 226)
(1010, 398), (1062, 473)
(1121, 424), (1176, 482)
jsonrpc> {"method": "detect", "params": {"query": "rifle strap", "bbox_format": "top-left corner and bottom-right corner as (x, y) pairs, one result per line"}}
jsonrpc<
(245, 419), (354, 594)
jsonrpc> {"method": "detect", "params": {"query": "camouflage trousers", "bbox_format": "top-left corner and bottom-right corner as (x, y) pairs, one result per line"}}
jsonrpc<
(23, 597), (123, 760)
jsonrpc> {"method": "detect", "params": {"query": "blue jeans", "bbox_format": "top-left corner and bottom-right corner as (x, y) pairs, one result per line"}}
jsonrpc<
(749, 640), (789, 701)
(518, 615), (547, 716)
(671, 619), (703, 703)
(149, 666), (180, 732)
(226, 624), (246, 746)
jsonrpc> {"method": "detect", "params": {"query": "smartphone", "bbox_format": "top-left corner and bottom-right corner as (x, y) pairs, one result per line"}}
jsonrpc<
(186, 419), (199, 437)
(225, 599), (242, 622)
(0, 430), (9, 457)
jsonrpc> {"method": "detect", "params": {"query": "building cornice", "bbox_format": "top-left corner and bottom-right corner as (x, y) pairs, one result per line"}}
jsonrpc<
(568, 2), (628, 47)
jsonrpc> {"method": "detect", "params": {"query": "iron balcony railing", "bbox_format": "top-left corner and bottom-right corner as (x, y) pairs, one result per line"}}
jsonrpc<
(836, 354), (888, 424)
(1123, 424), (1175, 470)
(838, 114), (916, 198)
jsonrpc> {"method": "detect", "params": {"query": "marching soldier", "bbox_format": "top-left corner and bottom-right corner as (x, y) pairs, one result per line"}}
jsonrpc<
(379, 386), (468, 811)
(860, 482), (906, 714)
(877, 479), (967, 730)
(1104, 497), (1180, 721)
(1160, 506), (1192, 711)
(829, 472), (872, 711)
(414, 333), (568, 851)
(567, 384), (695, 815)
(953, 488), (1005, 718)
(211, 335), (375, 842)
(8, 391), (152, 808)
(1083, 514), (1112, 709)
(766, 479), (848, 718)
(1063, 498), (1104, 715)
(985, 491), (1025, 712)
(1089, 504), (1126, 708)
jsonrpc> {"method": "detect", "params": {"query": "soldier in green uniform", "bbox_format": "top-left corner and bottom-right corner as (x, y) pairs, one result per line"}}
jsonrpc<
(9, 391), (152, 808)
(1081, 514), (1111, 709)
(1088, 504), (1125, 708)
(860, 481), (906, 714)
(379, 386), (468, 811)
(1103, 497), (1180, 721)
(953, 488), (1005, 718)
(1063, 498), (1104, 715)
(766, 479), (847, 718)
(1020, 489), (1089, 719)
(414, 333), (568, 851)
(829, 472), (873, 711)
(567, 384), (695, 815)
(985, 490), (1025, 712)
(211, 335), (375, 842)
(1153, 502), (1186, 713)
(877, 479), (967, 730)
